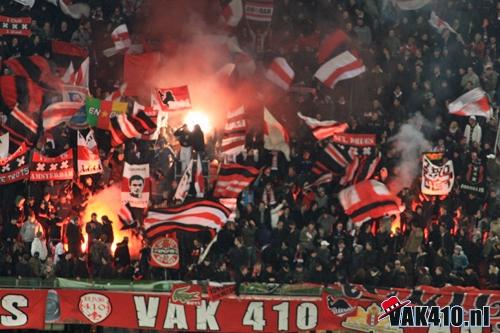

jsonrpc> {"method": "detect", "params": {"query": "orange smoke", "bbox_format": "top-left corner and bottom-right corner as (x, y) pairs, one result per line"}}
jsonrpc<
(81, 185), (143, 258)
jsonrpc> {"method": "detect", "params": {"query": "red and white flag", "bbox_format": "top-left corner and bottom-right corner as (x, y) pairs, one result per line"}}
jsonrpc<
(222, 106), (246, 156)
(297, 112), (348, 140)
(61, 62), (75, 84)
(121, 162), (150, 208)
(339, 180), (403, 224)
(194, 155), (205, 198)
(43, 101), (83, 130)
(111, 24), (131, 51)
(77, 130), (102, 176)
(133, 101), (166, 141)
(105, 83), (127, 102)
(222, 0), (243, 27)
(153, 85), (192, 111)
(29, 149), (74, 182)
(264, 107), (290, 160)
(61, 57), (89, 88)
(314, 51), (365, 89)
(395, 0), (431, 10)
(429, 12), (456, 34)
(448, 88), (492, 119)
(213, 163), (259, 198)
(174, 158), (193, 203)
(264, 57), (294, 90)
(317, 29), (350, 64)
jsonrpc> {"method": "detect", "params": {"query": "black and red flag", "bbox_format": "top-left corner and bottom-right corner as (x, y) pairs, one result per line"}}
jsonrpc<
(0, 142), (30, 185)
(4, 55), (63, 90)
(2, 106), (39, 149)
(213, 163), (259, 198)
(29, 149), (74, 182)
(109, 110), (156, 147)
(0, 76), (44, 114)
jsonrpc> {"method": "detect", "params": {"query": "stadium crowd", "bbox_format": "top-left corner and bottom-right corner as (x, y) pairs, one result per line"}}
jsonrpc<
(0, 0), (499, 292)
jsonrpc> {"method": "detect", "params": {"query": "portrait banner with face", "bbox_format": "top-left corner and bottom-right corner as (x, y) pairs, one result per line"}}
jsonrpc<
(121, 162), (150, 208)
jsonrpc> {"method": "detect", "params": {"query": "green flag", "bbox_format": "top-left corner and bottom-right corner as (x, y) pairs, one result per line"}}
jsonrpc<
(85, 97), (101, 127)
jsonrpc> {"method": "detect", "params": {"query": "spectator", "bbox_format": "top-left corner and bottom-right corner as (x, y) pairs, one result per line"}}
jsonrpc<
(464, 116), (482, 146)
(31, 231), (48, 261)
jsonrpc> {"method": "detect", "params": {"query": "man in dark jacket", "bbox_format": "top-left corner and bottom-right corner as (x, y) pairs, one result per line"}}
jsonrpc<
(66, 217), (83, 257)
(85, 213), (102, 253)
(101, 215), (114, 250)
(114, 237), (131, 269)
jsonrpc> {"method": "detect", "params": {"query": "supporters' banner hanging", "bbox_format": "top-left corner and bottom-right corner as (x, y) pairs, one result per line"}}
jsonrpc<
(153, 85), (192, 111)
(0, 16), (31, 36)
(144, 200), (231, 239)
(297, 112), (348, 140)
(448, 88), (492, 119)
(264, 57), (294, 90)
(85, 97), (127, 130)
(0, 289), (47, 330)
(29, 149), (74, 181)
(43, 101), (83, 130)
(222, 106), (246, 156)
(121, 162), (150, 208)
(245, 0), (274, 22)
(339, 180), (403, 224)
(0, 76), (43, 114)
(213, 163), (259, 198)
(421, 153), (454, 195)
(395, 0), (431, 10)
(149, 233), (180, 268)
(263, 107), (290, 160)
(0, 132), (9, 158)
(314, 51), (366, 89)
(77, 130), (102, 176)
(0, 143), (30, 185)
(171, 284), (202, 306)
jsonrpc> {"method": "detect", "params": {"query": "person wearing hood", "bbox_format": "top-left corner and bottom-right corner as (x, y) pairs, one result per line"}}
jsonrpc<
(31, 231), (48, 261)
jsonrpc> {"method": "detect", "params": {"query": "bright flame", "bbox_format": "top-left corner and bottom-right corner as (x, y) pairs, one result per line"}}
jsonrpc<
(81, 185), (143, 258)
(184, 110), (212, 132)
(391, 214), (401, 234)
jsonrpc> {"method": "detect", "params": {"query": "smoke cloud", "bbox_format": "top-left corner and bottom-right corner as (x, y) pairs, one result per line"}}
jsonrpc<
(387, 113), (432, 194)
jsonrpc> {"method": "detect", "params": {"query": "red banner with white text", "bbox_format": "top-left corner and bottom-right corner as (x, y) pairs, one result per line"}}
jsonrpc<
(0, 289), (47, 330)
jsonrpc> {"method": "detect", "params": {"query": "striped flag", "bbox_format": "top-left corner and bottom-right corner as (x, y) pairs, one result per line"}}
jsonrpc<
(264, 57), (294, 90)
(222, 106), (246, 156)
(43, 101), (83, 130)
(132, 101), (166, 141)
(314, 51), (365, 89)
(448, 88), (492, 119)
(264, 107), (290, 160)
(395, 0), (431, 10)
(0, 76), (43, 114)
(339, 180), (403, 224)
(297, 112), (348, 140)
(213, 163), (259, 198)
(305, 160), (334, 189)
(112, 24), (131, 51)
(2, 106), (38, 147)
(144, 200), (231, 239)
(221, 0), (243, 27)
(109, 110), (156, 146)
(4, 55), (62, 90)
(118, 203), (136, 229)
(317, 29), (350, 64)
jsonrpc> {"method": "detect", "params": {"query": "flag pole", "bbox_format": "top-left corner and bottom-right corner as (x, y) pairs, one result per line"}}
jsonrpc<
(198, 235), (218, 265)
(495, 114), (500, 157)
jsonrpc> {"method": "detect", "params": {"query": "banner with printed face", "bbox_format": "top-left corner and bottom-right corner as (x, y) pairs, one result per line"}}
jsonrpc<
(0, 289), (47, 330)
(121, 162), (150, 208)
(421, 154), (454, 195)
(30, 149), (74, 181)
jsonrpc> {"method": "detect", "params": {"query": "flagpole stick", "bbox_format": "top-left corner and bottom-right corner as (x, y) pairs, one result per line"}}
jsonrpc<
(198, 235), (218, 265)
(495, 114), (500, 157)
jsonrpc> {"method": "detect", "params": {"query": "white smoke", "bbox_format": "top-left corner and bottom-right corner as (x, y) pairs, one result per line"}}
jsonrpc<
(387, 113), (432, 194)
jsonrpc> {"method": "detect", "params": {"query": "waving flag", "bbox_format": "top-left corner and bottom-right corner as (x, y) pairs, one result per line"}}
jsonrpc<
(264, 107), (290, 160)
(153, 85), (192, 111)
(339, 180), (403, 224)
(0, 143), (30, 185)
(222, 0), (243, 27)
(448, 88), (492, 119)
(132, 101), (166, 141)
(111, 24), (131, 51)
(0, 76), (43, 114)
(77, 130), (102, 176)
(4, 55), (62, 90)
(14, 0), (35, 7)
(144, 200), (231, 239)
(0, 16), (31, 36)
(421, 153), (455, 196)
(194, 155), (205, 198)
(2, 106), (39, 147)
(298, 112), (348, 140)
(43, 101), (83, 130)
(0, 133), (9, 158)
(85, 97), (128, 129)
(174, 159), (193, 203)
(58, 0), (90, 19)
(118, 203), (136, 229)
(429, 12), (456, 34)
(314, 51), (365, 89)
(109, 110), (156, 146)
(395, 0), (431, 10)
(214, 163), (259, 198)
(51, 40), (88, 58)
(222, 106), (246, 156)
(317, 29), (350, 64)
(264, 57), (294, 90)
(30, 149), (74, 181)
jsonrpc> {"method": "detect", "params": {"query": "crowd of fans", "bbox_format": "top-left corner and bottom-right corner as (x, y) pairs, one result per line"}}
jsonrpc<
(0, 0), (499, 291)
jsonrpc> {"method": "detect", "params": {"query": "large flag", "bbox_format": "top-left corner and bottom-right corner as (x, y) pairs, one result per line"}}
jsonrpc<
(29, 149), (74, 182)
(421, 153), (454, 196)
(144, 200), (232, 239)
(109, 110), (156, 146)
(61, 84), (89, 102)
(111, 24), (131, 51)
(71, 57), (89, 88)
(448, 88), (492, 119)
(429, 12), (456, 34)
(264, 57), (294, 90)
(298, 112), (348, 140)
(85, 97), (128, 129)
(123, 52), (161, 96)
(222, 106), (246, 156)
(0, 16), (31, 36)
(152, 85), (192, 111)
(121, 162), (150, 208)
(2, 106), (39, 147)
(0, 133), (8, 158)
(264, 107), (290, 160)
(43, 101), (83, 130)
(194, 155), (205, 198)
(213, 163), (259, 198)
(132, 101), (166, 141)
(339, 180), (403, 224)
(314, 51), (366, 89)
(0, 143), (30, 185)
(4, 55), (62, 90)
(395, 0), (431, 10)
(0, 76), (43, 114)
(244, 0), (274, 22)
(221, 0), (243, 27)
(317, 29), (350, 64)
(174, 159), (193, 203)
(77, 130), (102, 176)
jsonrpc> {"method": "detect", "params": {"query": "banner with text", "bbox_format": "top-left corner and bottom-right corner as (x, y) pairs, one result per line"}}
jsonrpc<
(0, 289), (47, 330)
